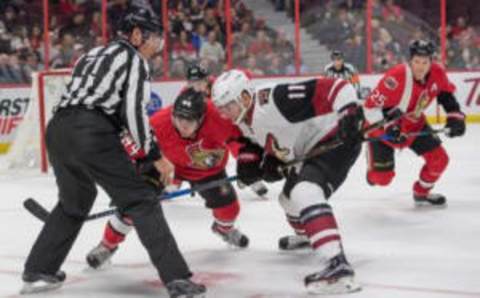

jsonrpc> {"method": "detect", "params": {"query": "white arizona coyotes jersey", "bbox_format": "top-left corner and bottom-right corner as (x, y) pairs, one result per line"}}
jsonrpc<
(238, 78), (359, 161)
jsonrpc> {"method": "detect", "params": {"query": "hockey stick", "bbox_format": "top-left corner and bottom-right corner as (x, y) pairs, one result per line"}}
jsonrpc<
(366, 128), (449, 142)
(283, 111), (406, 167)
(24, 175), (238, 222)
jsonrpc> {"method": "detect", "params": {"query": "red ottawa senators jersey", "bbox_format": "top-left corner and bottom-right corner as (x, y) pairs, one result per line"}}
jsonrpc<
(364, 62), (456, 134)
(149, 101), (241, 181)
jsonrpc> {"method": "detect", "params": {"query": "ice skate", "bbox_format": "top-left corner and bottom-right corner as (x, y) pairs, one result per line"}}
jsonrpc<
(304, 254), (361, 294)
(20, 271), (66, 294)
(250, 181), (269, 197)
(278, 234), (311, 250)
(166, 279), (206, 298)
(211, 222), (249, 248)
(86, 242), (118, 269)
(414, 193), (447, 207)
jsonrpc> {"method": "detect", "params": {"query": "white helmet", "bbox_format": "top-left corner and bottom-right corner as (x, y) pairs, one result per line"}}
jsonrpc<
(212, 69), (253, 124)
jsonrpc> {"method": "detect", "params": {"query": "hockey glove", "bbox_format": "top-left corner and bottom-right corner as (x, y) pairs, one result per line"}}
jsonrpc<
(445, 112), (466, 138)
(237, 140), (264, 186)
(261, 154), (288, 183)
(385, 124), (407, 144)
(337, 104), (364, 145)
(136, 159), (163, 188)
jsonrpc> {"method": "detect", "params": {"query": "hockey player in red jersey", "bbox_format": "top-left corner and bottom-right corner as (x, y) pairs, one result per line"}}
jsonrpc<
(184, 63), (270, 198)
(184, 63), (215, 96)
(212, 69), (364, 294)
(363, 39), (466, 206)
(86, 89), (250, 269)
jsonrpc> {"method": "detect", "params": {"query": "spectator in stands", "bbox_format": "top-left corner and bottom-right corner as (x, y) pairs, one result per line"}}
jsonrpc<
(199, 30), (224, 71)
(450, 17), (468, 39)
(50, 32), (75, 68)
(248, 30), (273, 66)
(151, 54), (164, 79)
(233, 22), (253, 48)
(190, 1), (205, 24)
(265, 55), (285, 75)
(272, 28), (294, 67)
(2, 5), (19, 33)
(232, 38), (248, 66)
(171, 9), (194, 36)
(0, 53), (24, 83)
(20, 50), (42, 83)
(60, 10), (91, 46)
(172, 30), (197, 63)
(90, 11), (103, 38)
(246, 56), (264, 75)
(203, 8), (221, 31)
(191, 22), (208, 52)
(382, 0), (403, 22)
(29, 25), (43, 51)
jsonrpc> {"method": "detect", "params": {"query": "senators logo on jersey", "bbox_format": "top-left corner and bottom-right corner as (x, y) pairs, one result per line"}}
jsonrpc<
(412, 90), (431, 119)
(186, 140), (226, 169)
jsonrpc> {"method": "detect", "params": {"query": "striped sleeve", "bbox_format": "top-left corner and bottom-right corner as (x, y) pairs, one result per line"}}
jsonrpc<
(124, 55), (154, 155)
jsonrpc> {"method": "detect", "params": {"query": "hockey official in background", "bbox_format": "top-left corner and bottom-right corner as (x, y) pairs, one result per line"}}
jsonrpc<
(324, 50), (363, 98)
(21, 4), (206, 298)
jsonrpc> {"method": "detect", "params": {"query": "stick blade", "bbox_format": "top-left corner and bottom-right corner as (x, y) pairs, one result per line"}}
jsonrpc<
(23, 198), (49, 222)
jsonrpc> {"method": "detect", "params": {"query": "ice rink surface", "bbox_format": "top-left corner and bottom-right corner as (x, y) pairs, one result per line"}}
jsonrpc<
(1, 126), (479, 298)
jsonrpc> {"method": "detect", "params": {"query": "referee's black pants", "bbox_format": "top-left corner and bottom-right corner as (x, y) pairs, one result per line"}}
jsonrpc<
(24, 108), (191, 283)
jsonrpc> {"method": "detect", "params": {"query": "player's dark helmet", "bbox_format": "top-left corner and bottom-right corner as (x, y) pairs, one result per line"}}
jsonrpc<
(186, 64), (209, 81)
(173, 88), (206, 122)
(122, 5), (162, 34)
(409, 39), (435, 59)
(331, 50), (344, 60)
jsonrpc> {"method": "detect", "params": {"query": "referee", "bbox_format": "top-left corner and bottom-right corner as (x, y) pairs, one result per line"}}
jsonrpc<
(21, 4), (206, 298)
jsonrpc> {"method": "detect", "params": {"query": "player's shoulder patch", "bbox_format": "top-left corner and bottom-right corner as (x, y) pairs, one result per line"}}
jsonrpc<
(257, 88), (272, 106)
(384, 76), (399, 90)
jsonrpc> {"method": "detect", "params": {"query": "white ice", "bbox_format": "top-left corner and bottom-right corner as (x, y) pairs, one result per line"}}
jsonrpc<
(1, 125), (479, 298)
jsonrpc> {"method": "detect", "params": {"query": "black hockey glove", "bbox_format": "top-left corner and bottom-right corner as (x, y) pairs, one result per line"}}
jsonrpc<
(385, 124), (407, 144)
(445, 112), (466, 138)
(337, 104), (364, 145)
(261, 154), (288, 183)
(236, 140), (264, 186)
(135, 159), (161, 187)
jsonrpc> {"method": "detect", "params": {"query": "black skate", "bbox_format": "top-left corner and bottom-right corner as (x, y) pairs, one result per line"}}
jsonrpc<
(166, 279), (206, 298)
(250, 181), (269, 197)
(238, 180), (269, 198)
(20, 271), (66, 294)
(278, 235), (311, 251)
(86, 242), (118, 269)
(304, 254), (361, 294)
(211, 223), (249, 248)
(414, 193), (447, 207)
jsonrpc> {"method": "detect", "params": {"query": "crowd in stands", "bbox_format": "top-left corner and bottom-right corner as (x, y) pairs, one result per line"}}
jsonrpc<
(299, 0), (480, 71)
(165, 0), (295, 78)
(0, 0), (478, 84)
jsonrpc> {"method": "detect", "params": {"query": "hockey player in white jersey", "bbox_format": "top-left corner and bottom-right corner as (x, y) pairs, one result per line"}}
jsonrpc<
(211, 69), (364, 294)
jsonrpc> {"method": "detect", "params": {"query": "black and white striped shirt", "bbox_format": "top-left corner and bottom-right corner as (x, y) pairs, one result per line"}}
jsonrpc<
(57, 39), (154, 154)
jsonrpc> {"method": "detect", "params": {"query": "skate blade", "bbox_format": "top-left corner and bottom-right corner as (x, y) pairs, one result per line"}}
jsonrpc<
(306, 275), (361, 295)
(85, 259), (113, 272)
(174, 293), (206, 298)
(20, 281), (63, 295)
(414, 201), (447, 209)
(279, 241), (312, 251)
